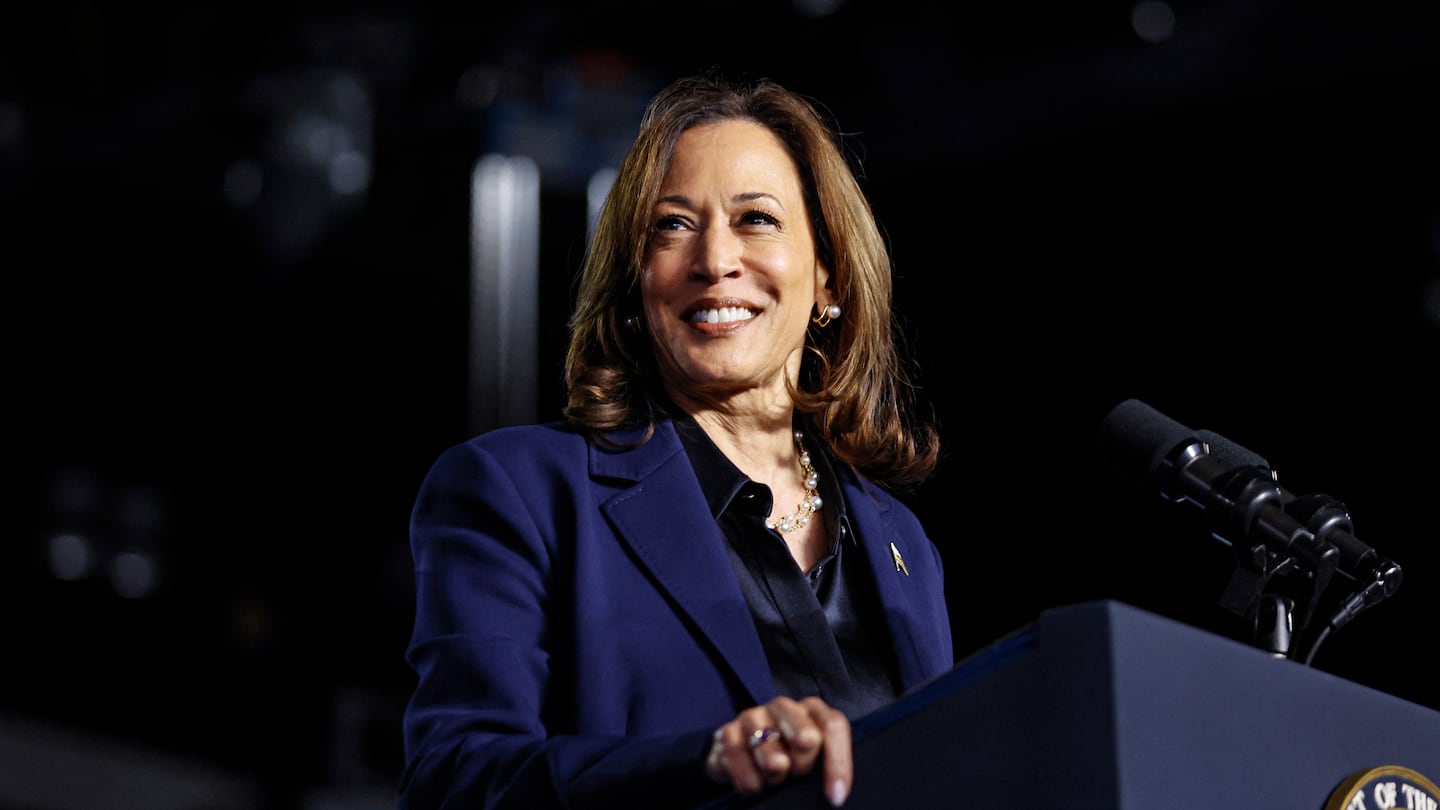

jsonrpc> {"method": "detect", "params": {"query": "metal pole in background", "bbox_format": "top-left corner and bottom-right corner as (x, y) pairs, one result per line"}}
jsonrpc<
(469, 153), (541, 437)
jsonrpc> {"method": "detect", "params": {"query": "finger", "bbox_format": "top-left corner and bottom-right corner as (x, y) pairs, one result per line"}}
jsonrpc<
(706, 717), (772, 795)
(726, 724), (769, 794)
(747, 725), (792, 786)
(773, 697), (826, 774)
(816, 707), (853, 807)
(704, 727), (729, 784)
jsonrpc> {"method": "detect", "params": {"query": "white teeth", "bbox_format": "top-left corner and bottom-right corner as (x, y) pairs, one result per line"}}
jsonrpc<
(689, 306), (754, 324)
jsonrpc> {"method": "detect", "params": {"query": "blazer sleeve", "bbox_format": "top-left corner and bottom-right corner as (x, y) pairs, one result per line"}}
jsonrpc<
(398, 437), (729, 810)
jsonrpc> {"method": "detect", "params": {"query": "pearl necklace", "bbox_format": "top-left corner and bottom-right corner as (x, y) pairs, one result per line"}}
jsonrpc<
(766, 430), (823, 533)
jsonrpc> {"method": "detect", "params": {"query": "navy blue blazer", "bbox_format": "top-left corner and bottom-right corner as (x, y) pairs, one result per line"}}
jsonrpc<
(399, 418), (953, 809)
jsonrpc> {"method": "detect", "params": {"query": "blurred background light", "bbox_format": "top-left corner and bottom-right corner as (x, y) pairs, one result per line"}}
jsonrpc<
(47, 532), (95, 582)
(110, 549), (160, 599)
(1132, 1), (1177, 44)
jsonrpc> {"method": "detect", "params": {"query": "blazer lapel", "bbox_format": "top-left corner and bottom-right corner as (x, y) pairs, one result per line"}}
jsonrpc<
(841, 472), (951, 691)
(591, 422), (775, 707)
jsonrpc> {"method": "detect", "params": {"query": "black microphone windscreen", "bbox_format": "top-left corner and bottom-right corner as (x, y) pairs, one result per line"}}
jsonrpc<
(1097, 398), (1199, 480)
(1194, 429), (1271, 471)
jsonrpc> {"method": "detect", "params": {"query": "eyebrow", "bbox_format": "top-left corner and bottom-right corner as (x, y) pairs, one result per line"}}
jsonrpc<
(655, 192), (785, 209)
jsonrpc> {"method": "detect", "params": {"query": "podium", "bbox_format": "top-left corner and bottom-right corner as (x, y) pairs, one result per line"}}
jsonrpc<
(712, 600), (1440, 809)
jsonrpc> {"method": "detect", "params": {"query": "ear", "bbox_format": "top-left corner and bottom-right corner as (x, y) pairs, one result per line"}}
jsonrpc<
(814, 260), (836, 310)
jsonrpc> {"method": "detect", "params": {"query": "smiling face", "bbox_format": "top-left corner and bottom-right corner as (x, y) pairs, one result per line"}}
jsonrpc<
(641, 119), (833, 411)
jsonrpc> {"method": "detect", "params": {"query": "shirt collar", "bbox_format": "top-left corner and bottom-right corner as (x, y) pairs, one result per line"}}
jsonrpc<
(664, 403), (851, 542)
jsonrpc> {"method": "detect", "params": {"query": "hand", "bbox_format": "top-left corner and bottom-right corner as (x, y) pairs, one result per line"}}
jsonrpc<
(703, 695), (852, 807)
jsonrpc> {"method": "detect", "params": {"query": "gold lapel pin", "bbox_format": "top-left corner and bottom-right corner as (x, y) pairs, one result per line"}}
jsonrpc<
(890, 542), (909, 575)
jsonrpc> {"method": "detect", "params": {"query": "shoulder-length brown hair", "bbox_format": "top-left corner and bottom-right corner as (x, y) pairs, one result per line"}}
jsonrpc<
(563, 72), (940, 489)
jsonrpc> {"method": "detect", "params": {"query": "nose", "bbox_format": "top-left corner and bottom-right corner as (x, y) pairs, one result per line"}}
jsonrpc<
(692, 225), (743, 281)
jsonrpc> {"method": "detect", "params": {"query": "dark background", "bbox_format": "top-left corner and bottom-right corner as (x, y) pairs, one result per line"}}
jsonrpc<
(5, 1), (1439, 808)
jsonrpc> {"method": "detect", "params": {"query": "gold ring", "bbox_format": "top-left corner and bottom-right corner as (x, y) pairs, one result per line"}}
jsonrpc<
(748, 727), (779, 748)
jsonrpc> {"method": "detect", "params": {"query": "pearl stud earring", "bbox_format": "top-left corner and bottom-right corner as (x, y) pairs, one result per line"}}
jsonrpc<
(812, 304), (842, 327)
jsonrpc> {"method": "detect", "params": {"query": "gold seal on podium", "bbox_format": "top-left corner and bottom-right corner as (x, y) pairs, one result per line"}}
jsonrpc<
(1325, 765), (1440, 810)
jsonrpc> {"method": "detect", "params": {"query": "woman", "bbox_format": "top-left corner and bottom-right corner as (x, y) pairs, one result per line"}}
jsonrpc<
(400, 72), (952, 809)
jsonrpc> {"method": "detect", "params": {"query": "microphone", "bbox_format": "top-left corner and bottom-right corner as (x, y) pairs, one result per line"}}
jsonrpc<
(1098, 399), (1401, 630)
(1097, 399), (1334, 569)
(1193, 427), (1402, 622)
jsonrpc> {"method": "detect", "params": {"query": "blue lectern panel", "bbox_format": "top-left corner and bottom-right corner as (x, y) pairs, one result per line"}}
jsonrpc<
(714, 600), (1440, 810)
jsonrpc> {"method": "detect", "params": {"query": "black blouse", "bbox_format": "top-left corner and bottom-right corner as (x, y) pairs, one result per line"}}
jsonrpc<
(670, 412), (901, 720)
